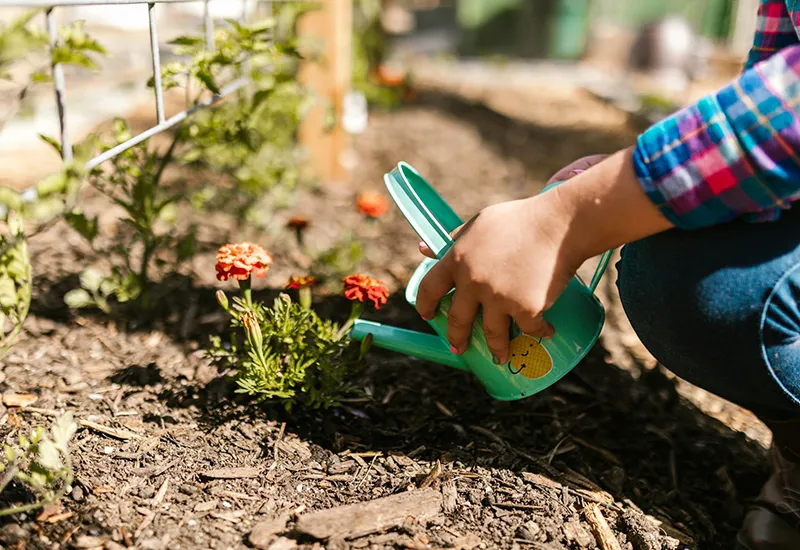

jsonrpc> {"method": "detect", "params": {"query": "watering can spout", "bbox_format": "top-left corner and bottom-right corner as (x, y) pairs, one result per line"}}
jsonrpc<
(351, 319), (468, 371)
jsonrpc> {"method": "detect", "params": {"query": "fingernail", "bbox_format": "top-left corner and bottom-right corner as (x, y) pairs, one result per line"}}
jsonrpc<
(450, 345), (459, 355)
(492, 356), (503, 365)
(573, 169), (585, 174)
(419, 241), (427, 248)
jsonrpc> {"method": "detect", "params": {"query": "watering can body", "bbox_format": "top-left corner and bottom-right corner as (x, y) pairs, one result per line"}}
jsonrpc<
(350, 162), (610, 401)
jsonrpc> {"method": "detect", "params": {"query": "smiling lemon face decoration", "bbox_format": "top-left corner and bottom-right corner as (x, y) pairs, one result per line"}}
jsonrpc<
(507, 334), (553, 379)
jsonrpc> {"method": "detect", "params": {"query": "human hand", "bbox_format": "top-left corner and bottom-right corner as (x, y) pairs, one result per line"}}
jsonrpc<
(414, 191), (582, 365)
(417, 154), (609, 258)
(415, 148), (672, 365)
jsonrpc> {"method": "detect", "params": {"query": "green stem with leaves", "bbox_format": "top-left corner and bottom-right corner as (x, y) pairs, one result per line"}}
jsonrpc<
(239, 278), (253, 309)
(335, 300), (364, 341)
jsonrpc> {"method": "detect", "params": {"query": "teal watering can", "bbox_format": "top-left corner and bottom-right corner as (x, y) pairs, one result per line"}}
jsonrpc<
(350, 162), (612, 400)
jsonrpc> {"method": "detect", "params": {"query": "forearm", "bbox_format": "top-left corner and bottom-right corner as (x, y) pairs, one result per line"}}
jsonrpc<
(548, 148), (674, 264)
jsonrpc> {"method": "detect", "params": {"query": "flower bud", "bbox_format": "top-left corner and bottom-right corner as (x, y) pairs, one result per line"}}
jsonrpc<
(241, 312), (263, 352)
(216, 290), (229, 310)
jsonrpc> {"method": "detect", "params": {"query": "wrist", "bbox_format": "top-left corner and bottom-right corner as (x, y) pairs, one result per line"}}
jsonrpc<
(549, 147), (673, 261)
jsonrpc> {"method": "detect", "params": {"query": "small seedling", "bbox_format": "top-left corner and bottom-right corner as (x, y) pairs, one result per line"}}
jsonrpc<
(0, 412), (78, 517)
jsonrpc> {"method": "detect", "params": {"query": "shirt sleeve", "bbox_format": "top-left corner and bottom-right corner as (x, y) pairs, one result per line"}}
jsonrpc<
(632, 43), (800, 229)
(744, 0), (799, 70)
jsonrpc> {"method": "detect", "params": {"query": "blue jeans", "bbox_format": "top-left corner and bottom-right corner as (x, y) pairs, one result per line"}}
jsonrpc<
(616, 207), (800, 421)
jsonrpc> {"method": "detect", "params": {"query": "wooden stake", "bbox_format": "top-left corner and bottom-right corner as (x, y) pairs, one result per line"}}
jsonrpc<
(297, 0), (353, 184)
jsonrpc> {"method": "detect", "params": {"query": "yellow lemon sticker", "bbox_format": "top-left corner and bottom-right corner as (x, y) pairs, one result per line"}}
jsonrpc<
(508, 334), (553, 380)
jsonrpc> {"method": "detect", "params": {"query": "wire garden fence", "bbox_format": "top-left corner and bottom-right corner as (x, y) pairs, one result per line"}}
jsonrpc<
(0, 0), (302, 217)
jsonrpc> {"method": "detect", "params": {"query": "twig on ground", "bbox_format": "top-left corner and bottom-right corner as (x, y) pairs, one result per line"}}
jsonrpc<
(354, 453), (380, 490)
(585, 504), (623, 550)
(273, 422), (286, 465)
(16, 407), (143, 440)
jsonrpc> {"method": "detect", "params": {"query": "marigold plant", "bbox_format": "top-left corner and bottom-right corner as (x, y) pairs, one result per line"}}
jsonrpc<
(286, 215), (310, 247)
(286, 274), (316, 310)
(343, 274), (389, 310)
(209, 248), (373, 409)
(215, 242), (273, 282)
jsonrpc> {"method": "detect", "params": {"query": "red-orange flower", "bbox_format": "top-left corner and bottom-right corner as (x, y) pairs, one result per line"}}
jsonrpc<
(356, 192), (389, 218)
(375, 64), (406, 88)
(215, 242), (273, 281)
(285, 275), (317, 290)
(286, 216), (309, 231)
(343, 274), (389, 310)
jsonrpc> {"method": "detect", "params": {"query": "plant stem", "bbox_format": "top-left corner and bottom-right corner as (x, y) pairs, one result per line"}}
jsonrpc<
(239, 278), (253, 309)
(299, 287), (311, 310)
(0, 499), (47, 518)
(335, 301), (364, 341)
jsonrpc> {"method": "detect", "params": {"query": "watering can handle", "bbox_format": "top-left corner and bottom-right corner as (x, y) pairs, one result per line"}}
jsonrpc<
(384, 163), (610, 294)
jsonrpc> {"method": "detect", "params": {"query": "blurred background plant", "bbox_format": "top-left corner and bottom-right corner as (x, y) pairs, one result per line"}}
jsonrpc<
(165, 5), (317, 226)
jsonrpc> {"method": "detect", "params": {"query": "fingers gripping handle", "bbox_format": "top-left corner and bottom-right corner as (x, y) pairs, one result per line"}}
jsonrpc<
(384, 162), (463, 260)
(384, 163), (611, 295)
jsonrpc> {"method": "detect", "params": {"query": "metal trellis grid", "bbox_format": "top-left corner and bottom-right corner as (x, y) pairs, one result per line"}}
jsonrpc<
(0, 0), (290, 217)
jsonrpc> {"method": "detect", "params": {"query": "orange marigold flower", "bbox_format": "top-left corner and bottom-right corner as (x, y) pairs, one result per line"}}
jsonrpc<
(376, 64), (406, 88)
(215, 242), (273, 282)
(286, 216), (309, 231)
(356, 192), (389, 218)
(343, 274), (390, 310)
(285, 275), (317, 290)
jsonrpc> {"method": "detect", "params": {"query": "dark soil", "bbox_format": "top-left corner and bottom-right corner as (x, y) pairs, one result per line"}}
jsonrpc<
(0, 82), (771, 550)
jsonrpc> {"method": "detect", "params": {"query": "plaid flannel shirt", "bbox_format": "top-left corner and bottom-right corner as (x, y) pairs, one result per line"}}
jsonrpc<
(632, 0), (800, 228)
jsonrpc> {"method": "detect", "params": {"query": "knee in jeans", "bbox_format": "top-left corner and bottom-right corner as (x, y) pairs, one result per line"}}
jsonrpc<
(762, 263), (800, 406)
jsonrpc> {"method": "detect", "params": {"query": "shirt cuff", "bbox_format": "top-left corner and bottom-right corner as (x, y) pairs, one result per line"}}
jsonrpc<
(631, 103), (740, 230)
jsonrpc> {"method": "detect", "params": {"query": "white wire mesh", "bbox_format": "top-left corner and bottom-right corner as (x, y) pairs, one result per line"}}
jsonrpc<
(1, 0), (297, 216)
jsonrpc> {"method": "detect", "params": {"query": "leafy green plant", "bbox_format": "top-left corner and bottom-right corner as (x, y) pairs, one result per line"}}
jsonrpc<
(0, 214), (32, 361)
(64, 120), (196, 312)
(351, 0), (404, 109)
(0, 11), (108, 132)
(0, 413), (78, 517)
(208, 243), (386, 410)
(160, 6), (317, 222)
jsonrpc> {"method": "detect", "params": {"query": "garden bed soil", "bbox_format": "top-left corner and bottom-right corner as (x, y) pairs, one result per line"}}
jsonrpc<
(0, 83), (772, 550)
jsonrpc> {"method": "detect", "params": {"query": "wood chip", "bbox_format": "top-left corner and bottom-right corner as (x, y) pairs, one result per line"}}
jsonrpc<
(585, 504), (622, 550)
(151, 478), (169, 507)
(194, 499), (220, 512)
(210, 510), (246, 523)
(200, 467), (262, 479)
(132, 458), (180, 478)
(520, 472), (563, 490)
(36, 504), (63, 523)
(418, 460), (442, 489)
(72, 535), (108, 549)
(45, 511), (75, 524)
(2, 393), (37, 407)
(295, 488), (442, 540)
(249, 512), (291, 548)
(442, 482), (458, 514)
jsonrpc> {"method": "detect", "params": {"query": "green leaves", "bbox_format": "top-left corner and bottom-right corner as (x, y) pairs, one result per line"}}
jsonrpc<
(209, 292), (364, 410)
(52, 21), (108, 71)
(64, 211), (98, 243)
(0, 213), (31, 360)
(0, 412), (77, 517)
